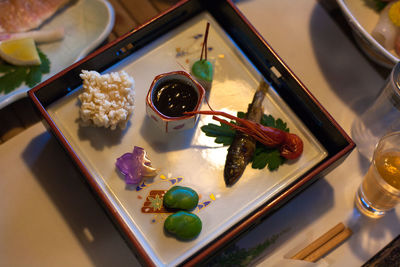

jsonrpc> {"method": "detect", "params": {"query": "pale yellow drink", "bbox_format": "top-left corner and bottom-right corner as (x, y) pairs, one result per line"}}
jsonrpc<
(355, 133), (400, 218)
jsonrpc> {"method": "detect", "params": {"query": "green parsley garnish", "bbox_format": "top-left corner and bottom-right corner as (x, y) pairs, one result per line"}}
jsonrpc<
(0, 48), (50, 94)
(200, 112), (290, 171)
(200, 122), (235, 146)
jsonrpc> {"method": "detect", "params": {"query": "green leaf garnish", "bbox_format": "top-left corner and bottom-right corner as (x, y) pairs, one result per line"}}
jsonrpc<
(191, 59), (213, 82)
(0, 48), (50, 94)
(0, 67), (27, 94)
(252, 146), (284, 171)
(261, 114), (289, 132)
(38, 49), (50, 73)
(26, 66), (42, 88)
(200, 123), (235, 146)
(252, 114), (289, 171)
(200, 112), (290, 171)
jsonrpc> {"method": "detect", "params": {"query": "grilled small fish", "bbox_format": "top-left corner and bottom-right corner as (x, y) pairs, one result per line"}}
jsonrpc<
(224, 81), (268, 186)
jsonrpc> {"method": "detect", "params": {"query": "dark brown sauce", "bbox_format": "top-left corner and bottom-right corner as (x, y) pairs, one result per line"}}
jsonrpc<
(152, 79), (198, 117)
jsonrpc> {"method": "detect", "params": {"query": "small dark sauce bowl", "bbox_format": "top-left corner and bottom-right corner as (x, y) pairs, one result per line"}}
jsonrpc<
(146, 71), (205, 132)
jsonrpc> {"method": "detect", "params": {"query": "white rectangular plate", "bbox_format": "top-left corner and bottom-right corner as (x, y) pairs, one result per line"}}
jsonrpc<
(46, 12), (327, 266)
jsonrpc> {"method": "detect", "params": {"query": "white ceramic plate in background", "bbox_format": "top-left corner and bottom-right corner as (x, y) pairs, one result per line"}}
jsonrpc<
(336, 0), (399, 68)
(0, 0), (115, 108)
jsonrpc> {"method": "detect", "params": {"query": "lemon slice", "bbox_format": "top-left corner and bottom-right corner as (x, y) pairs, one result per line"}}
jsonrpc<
(0, 38), (41, 66)
(389, 1), (400, 27)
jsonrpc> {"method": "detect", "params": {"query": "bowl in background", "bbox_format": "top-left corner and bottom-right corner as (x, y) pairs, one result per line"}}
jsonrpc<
(336, 0), (400, 68)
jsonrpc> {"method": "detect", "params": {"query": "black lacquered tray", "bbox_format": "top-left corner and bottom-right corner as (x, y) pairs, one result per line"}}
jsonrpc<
(28, 0), (355, 266)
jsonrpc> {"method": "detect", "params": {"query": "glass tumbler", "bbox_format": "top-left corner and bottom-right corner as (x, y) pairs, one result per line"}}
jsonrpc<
(351, 62), (400, 160)
(355, 131), (400, 218)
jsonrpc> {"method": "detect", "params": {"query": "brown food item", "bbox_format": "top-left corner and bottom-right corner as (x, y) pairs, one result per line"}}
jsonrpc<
(141, 190), (170, 214)
(223, 81), (268, 186)
(0, 0), (71, 33)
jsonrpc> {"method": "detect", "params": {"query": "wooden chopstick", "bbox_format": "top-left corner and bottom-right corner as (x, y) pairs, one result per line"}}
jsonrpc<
(290, 222), (352, 262)
(303, 227), (352, 262)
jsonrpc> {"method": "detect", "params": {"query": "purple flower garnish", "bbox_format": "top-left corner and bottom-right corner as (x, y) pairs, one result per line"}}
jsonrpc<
(116, 146), (157, 185)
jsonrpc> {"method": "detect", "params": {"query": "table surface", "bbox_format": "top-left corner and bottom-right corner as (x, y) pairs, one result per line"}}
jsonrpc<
(1, 0), (399, 266)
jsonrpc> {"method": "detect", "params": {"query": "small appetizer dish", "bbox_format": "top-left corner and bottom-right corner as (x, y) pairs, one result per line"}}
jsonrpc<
(336, 0), (400, 67)
(28, 2), (354, 266)
(146, 71), (205, 132)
